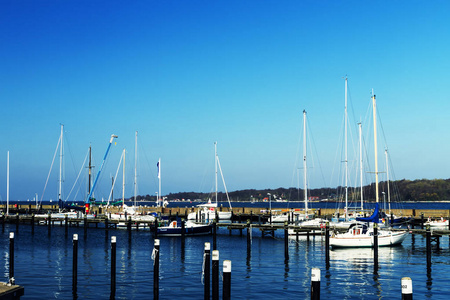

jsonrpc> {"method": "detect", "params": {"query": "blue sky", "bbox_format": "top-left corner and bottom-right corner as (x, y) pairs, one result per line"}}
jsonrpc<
(1, 1), (449, 202)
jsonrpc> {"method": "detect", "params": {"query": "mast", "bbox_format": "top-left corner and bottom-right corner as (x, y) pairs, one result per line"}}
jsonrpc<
(303, 110), (308, 216)
(359, 122), (364, 210)
(385, 149), (391, 215)
(123, 148), (126, 207)
(86, 134), (118, 204)
(6, 151), (9, 216)
(344, 77), (348, 220)
(157, 158), (161, 207)
(88, 145), (92, 195)
(134, 131), (137, 207)
(215, 141), (218, 205)
(372, 91), (379, 203)
(58, 124), (63, 203)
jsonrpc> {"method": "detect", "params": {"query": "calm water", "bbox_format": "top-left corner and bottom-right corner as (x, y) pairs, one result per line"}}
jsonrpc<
(1, 220), (450, 299)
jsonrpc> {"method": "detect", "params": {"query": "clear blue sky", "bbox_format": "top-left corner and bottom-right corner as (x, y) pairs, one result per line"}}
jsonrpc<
(1, 1), (449, 202)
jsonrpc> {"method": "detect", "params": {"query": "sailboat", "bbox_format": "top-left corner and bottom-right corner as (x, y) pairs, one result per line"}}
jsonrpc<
(330, 91), (409, 248)
(187, 142), (232, 221)
(110, 132), (156, 225)
(286, 110), (323, 233)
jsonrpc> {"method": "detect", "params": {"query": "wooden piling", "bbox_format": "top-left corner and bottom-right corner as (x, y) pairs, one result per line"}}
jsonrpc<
(204, 242), (210, 300)
(213, 220), (217, 250)
(31, 214), (34, 234)
(65, 215), (68, 236)
(223, 260), (231, 300)
(110, 236), (116, 299)
(284, 221), (289, 261)
(426, 225), (431, 270)
(325, 222), (330, 269)
(311, 268), (320, 300)
(15, 214), (19, 232)
(48, 213), (51, 236)
(401, 277), (413, 300)
(153, 239), (160, 300)
(72, 234), (78, 293)
(247, 220), (251, 257)
(374, 223), (378, 273)
(9, 232), (14, 284)
(212, 250), (219, 300)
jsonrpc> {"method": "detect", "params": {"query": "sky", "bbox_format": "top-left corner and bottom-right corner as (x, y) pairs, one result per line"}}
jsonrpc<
(1, 1), (450, 202)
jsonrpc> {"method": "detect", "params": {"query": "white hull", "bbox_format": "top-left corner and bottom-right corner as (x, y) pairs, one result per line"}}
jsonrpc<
(330, 224), (408, 248)
(187, 208), (231, 221)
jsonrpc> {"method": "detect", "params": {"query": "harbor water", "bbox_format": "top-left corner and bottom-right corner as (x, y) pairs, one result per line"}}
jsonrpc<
(1, 220), (450, 299)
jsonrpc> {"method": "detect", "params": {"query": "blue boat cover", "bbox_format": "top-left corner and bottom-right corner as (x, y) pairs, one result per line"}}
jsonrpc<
(356, 203), (380, 223)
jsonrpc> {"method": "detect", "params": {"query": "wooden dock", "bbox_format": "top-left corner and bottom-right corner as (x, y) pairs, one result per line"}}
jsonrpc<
(0, 283), (24, 300)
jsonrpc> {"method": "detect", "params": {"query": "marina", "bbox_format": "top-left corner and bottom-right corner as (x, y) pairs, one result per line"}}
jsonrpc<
(1, 203), (450, 299)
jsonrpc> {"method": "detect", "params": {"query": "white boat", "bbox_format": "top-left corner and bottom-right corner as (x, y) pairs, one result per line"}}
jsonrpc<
(330, 90), (408, 248)
(426, 217), (449, 228)
(156, 220), (212, 236)
(330, 220), (408, 248)
(187, 142), (232, 221)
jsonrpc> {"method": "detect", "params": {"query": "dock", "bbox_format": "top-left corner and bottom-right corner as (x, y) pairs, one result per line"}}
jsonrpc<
(0, 283), (24, 300)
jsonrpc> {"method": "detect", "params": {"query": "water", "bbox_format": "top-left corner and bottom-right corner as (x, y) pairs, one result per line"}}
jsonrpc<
(2, 221), (450, 299)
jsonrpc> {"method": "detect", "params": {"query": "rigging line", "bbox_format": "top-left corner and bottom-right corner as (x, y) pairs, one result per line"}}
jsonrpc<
(138, 141), (158, 193)
(41, 134), (61, 204)
(65, 147), (89, 202)
(288, 111), (303, 202)
(306, 114), (327, 189)
(216, 155), (232, 210)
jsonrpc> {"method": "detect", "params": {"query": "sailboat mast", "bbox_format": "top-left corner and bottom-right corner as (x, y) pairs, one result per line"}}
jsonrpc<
(359, 122), (364, 210)
(6, 151), (9, 216)
(303, 110), (308, 214)
(122, 149), (126, 207)
(385, 149), (391, 215)
(158, 158), (161, 207)
(344, 78), (348, 220)
(215, 141), (218, 205)
(59, 124), (63, 202)
(372, 91), (379, 203)
(134, 131), (137, 206)
(88, 145), (92, 195)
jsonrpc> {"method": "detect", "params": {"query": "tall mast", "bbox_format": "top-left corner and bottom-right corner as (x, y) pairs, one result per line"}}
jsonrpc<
(158, 158), (161, 207)
(123, 148), (126, 207)
(303, 110), (308, 215)
(215, 141), (218, 205)
(88, 145), (92, 195)
(359, 122), (364, 210)
(385, 149), (391, 215)
(134, 131), (137, 206)
(372, 91), (379, 203)
(344, 78), (348, 220)
(59, 124), (63, 203)
(6, 151), (9, 216)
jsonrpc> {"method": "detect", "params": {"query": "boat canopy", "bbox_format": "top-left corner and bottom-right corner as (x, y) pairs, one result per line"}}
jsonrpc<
(356, 203), (380, 223)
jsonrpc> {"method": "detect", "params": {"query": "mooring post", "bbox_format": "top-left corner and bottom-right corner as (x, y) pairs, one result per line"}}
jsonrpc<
(9, 232), (15, 285)
(373, 223), (378, 273)
(325, 222), (330, 269)
(401, 277), (413, 300)
(15, 214), (19, 232)
(212, 250), (219, 300)
(105, 217), (109, 233)
(73, 234), (78, 293)
(284, 221), (289, 261)
(1, 215), (4, 233)
(65, 214), (69, 235)
(213, 220), (217, 250)
(269, 210), (272, 225)
(421, 213), (424, 229)
(153, 239), (160, 300)
(84, 215), (87, 237)
(426, 225), (431, 270)
(181, 218), (186, 240)
(31, 213), (35, 234)
(48, 213), (52, 235)
(154, 219), (158, 238)
(223, 260), (231, 300)
(111, 236), (116, 299)
(204, 242), (211, 300)
(311, 267), (320, 300)
(127, 216), (132, 234)
(247, 220), (251, 257)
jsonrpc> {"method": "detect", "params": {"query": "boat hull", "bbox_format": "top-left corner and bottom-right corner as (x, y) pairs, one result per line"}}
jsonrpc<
(330, 230), (408, 248)
(157, 222), (213, 237)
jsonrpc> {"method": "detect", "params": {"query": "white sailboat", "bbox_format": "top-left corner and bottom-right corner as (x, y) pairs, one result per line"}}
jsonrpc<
(287, 110), (322, 233)
(187, 142), (232, 221)
(330, 90), (409, 248)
